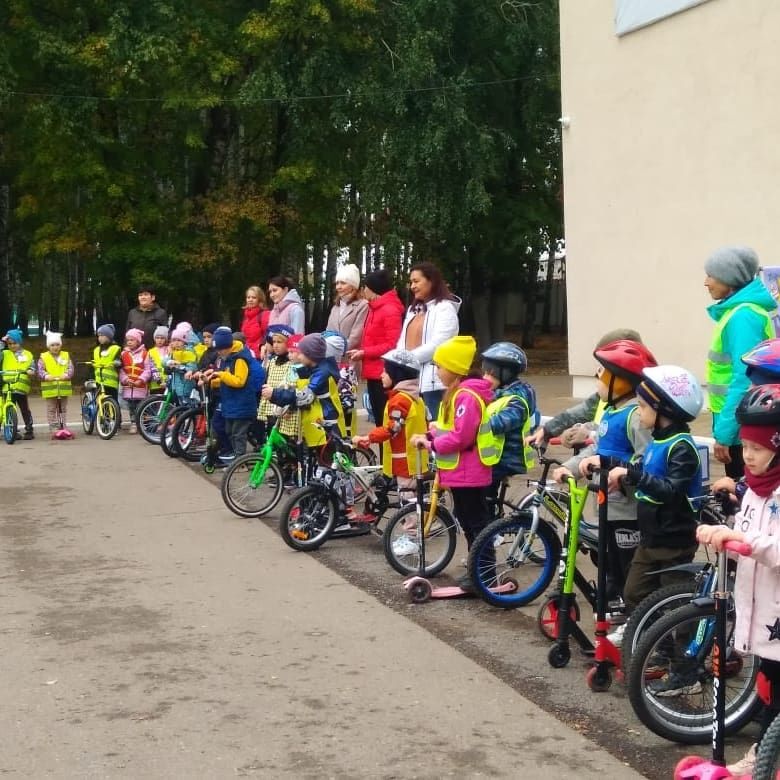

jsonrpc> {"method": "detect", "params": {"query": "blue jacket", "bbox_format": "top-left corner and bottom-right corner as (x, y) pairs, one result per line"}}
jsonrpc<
(707, 278), (776, 445)
(270, 359), (341, 422)
(219, 345), (264, 419)
(489, 379), (538, 478)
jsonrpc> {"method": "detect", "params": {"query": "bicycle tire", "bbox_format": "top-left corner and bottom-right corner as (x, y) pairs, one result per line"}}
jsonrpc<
(136, 396), (166, 444)
(96, 396), (120, 440)
(221, 454), (284, 518)
(754, 709), (780, 780)
(3, 404), (18, 444)
(468, 512), (561, 608)
(81, 394), (95, 435)
(279, 484), (339, 551)
(160, 405), (187, 457)
(382, 502), (458, 577)
(627, 601), (760, 744)
(171, 407), (208, 462)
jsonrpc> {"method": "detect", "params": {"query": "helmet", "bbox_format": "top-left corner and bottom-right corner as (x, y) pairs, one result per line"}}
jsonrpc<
(638, 365), (704, 423)
(266, 324), (294, 344)
(742, 339), (780, 384)
(481, 342), (528, 372)
(382, 349), (421, 383)
(736, 384), (780, 426)
(593, 339), (658, 386)
(321, 330), (348, 361)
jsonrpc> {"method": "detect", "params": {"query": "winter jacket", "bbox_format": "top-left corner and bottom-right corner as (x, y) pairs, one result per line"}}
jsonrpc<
(268, 289), (305, 334)
(163, 347), (198, 401)
(618, 422), (700, 548)
(240, 306), (270, 357)
(125, 304), (168, 349)
(490, 379), (539, 479)
(119, 346), (152, 401)
(215, 342), (263, 419)
(542, 392), (601, 439)
(732, 485), (780, 661)
(361, 290), (405, 380)
(706, 278), (776, 446)
(326, 296), (369, 353)
(270, 359), (342, 424)
(430, 377), (493, 489)
(397, 297), (461, 393)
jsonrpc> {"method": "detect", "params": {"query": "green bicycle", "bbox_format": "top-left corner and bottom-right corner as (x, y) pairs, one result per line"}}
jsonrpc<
(136, 366), (189, 445)
(80, 362), (121, 440)
(0, 369), (26, 444)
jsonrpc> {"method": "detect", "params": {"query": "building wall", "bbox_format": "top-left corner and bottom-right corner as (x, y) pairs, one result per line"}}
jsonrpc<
(560, 0), (780, 395)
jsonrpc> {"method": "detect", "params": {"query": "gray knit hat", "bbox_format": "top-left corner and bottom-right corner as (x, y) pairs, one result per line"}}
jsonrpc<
(97, 324), (115, 339)
(704, 246), (760, 290)
(153, 325), (169, 340)
(297, 333), (327, 362)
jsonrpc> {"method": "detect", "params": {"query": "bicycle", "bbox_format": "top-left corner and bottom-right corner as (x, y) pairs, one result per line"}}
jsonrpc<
(79, 362), (121, 440)
(135, 366), (189, 445)
(0, 369), (25, 444)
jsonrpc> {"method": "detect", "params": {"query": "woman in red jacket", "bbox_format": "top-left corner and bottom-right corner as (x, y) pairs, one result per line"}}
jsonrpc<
(346, 270), (404, 430)
(239, 285), (270, 358)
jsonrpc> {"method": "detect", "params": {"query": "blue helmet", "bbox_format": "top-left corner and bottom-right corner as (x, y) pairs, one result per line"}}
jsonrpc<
(266, 324), (295, 344)
(742, 339), (780, 385)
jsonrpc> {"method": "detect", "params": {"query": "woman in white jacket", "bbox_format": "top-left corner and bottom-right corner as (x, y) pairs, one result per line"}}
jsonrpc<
(396, 262), (460, 420)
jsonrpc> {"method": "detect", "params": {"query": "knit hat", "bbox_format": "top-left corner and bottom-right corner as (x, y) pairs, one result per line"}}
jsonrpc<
(232, 331), (246, 344)
(433, 336), (477, 376)
(596, 328), (643, 349)
(153, 325), (169, 340)
(322, 330), (347, 361)
(96, 324), (115, 340)
(739, 424), (780, 453)
(46, 331), (62, 347)
(125, 328), (144, 344)
(287, 334), (304, 351)
(364, 269), (392, 296)
(335, 263), (361, 290)
(212, 326), (233, 350)
(4, 328), (23, 344)
(177, 321), (194, 335)
(202, 322), (221, 336)
(297, 333), (327, 362)
(170, 327), (189, 343)
(704, 246), (760, 290)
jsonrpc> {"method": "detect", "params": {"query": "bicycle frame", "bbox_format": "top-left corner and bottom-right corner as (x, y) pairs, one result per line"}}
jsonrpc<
(247, 422), (297, 488)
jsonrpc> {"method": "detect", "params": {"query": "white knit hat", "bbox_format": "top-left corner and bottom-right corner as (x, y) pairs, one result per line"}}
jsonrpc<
(46, 331), (63, 347)
(335, 263), (361, 290)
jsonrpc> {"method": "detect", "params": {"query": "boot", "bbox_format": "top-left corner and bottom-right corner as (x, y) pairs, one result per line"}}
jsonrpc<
(23, 428), (34, 440)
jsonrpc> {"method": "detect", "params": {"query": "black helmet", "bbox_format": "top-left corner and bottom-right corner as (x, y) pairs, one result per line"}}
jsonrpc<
(736, 384), (780, 426)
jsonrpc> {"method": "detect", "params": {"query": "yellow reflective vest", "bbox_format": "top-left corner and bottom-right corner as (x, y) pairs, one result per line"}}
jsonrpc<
(40, 351), (72, 398)
(298, 375), (346, 447)
(381, 391), (428, 478)
(148, 346), (168, 392)
(1, 347), (34, 394)
(92, 344), (121, 389)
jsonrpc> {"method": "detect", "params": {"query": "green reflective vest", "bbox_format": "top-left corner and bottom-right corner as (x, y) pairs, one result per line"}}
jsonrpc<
(706, 303), (774, 413)
(1, 347), (34, 394)
(92, 344), (121, 389)
(40, 351), (72, 398)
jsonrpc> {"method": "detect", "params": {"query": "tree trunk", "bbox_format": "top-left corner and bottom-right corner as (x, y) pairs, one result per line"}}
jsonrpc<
(0, 185), (11, 331)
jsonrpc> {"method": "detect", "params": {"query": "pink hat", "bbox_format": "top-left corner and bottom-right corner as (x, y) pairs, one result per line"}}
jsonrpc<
(170, 327), (189, 342)
(126, 328), (144, 343)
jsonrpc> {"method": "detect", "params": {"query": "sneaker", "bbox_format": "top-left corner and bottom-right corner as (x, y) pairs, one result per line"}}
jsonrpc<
(392, 535), (419, 556)
(128, 424), (138, 435)
(218, 452), (236, 463)
(455, 573), (476, 594)
(22, 430), (34, 440)
(606, 623), (626, 647)
(725, 743), (757, 776)
(649, 671), (703, 698)
(346, 510), (375, 524)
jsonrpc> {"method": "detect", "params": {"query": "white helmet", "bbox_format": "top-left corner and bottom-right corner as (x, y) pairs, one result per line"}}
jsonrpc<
(381, 349), (421, 374)
(639, 365), (704, 423)
(322, 330), (348, 361)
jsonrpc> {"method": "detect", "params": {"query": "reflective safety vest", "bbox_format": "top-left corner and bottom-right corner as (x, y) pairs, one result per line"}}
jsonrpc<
(594, 398), (607, 424)
(382, 391), (428, 478)
(484, 394), (536, 470)
(148, 346), (168, 391)
(298, 375), (346, 447)
(121, 346), (148, 383)
(40, 351), (72, 398)
(596, 403), (638, 461)
(706, 303), (774, 413)
(636, 432), (702, 510)
(1, 348), (34, 394)
(434, 387), (503, 470)
(92, 344), (121, 389)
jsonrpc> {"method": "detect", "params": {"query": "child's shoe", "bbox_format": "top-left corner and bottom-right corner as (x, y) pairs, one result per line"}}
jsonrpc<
(22, 429), (34, 440)
(345, 508), (374, 524)
(392, 535), (419, 557)
(128, 424), (138, 434)
(725, 743), (756, 776)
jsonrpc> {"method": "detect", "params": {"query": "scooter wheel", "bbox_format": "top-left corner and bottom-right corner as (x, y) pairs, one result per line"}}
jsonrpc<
(409, 580), (432, 604)
(203, 464), (215, 474)
(586, 665), (612, 692)
(673, 756), (706, 780)
(547, 643), (571, 669)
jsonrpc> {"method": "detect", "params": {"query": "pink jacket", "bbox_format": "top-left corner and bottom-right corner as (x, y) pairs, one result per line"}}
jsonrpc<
(119, 347), (152, 401)
(431, 377), (493, 489)
(733, 485), (780, 661)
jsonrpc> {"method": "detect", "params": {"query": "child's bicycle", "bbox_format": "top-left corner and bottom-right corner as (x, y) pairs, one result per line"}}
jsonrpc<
(135, 366), (188, 445)
(80, 362), (121, 440)
(168, 382), (214, 462)
(0, 369), (26, 444)
(278, 421), (393, 551)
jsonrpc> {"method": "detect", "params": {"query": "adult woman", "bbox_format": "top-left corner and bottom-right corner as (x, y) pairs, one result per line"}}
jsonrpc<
(397, 262), (460, 419)
(239, 285), (270, 357)
(267, 275), (305, 335)
(326, 264), (368, 352)
(346, 269), (404, 429)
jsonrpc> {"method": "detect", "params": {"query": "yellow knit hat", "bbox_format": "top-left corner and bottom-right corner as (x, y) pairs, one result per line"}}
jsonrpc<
(433, 336), (477, 376)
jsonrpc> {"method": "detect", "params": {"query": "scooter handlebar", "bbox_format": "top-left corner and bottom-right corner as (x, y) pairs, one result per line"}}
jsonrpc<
(724, 540), (752, 557)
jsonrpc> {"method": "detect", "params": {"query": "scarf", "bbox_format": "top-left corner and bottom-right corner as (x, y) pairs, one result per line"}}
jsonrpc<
(744, 462), (780, 498)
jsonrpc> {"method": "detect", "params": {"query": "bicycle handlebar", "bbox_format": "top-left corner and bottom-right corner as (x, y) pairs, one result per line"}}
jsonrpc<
(724, 540), (752, 556)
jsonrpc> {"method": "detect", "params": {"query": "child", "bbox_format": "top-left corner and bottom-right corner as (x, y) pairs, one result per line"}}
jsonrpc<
(120, 328), (151, 434)
(570, 339), (658, 599)
(322, 329), (358, 436)
(1, 328), (36, 439)
(148, 325), (170, 393)
(163, 327), (198, 403)
(353, 349), (426, 532)
(696, 383), (780, 775)
(93, 324), (122, 403)
(602, 366), (703, 637)
(481, 342), (538, 512)
(410, 335), (493, 592)
(204, 326), (264, 458)
(258, 324), (300, 442)
(38, 332), (75, 439)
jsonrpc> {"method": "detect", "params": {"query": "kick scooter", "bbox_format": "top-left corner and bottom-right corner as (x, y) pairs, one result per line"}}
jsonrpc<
(52, 380), (75, 440)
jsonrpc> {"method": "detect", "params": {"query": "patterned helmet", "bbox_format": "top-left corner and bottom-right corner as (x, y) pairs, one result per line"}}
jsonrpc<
(481, 342), (528, 372)
(742, 339), (780, 383)
(593, 339), (658, 387)
(638, 365), (704, 423)
(381, 349), (421, 375)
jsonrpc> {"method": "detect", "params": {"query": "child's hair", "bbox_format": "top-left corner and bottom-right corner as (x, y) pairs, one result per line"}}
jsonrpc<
(244, 285), (267, 308)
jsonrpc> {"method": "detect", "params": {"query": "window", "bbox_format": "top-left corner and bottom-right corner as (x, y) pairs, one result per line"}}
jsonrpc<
(615, 0), (715, 36)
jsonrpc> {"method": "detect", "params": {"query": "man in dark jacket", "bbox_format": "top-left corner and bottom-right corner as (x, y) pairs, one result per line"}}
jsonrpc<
(126, 284), (168, 348)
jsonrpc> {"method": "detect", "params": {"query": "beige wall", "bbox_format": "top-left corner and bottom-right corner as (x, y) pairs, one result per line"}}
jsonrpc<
(560, 0), (780, 396)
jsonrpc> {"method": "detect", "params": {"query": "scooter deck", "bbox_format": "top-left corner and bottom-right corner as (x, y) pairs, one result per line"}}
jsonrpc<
(674, 754), (753, 779)
(403, 577), (516, 600)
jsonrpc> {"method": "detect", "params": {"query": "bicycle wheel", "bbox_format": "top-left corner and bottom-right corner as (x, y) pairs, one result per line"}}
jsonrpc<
(81, 394), (95, 435)
(468, 512), (561, 608)
(627, 602), (760, 744)
(3, 404), (18, 444)
(755, 710), (780, 780)
(382, 502), (458, 577)
(160, 405), (186, 457)
(279, 484), (339, 551)
(621, 580), (698, 674)
(172, 407), (208, 462)
(96, 396), (121, 440)
(221, 454), (283, 518)
(136, 396), (165, 444)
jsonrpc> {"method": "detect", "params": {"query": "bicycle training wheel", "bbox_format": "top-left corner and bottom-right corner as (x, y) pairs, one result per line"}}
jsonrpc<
(96, 396), (121, 440)
(136, 396), (165, 444)
(3, 404), (18, 444)
(221, 454), (283, 518)
(81, 394), (95, 435)
(279, 484), (339, 552)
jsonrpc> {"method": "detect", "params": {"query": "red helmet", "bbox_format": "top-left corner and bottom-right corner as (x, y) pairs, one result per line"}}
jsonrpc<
(593, 339), (658, 387)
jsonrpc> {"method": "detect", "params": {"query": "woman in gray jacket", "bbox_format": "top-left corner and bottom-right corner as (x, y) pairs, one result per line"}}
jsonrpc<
(326, 263), (369, 353)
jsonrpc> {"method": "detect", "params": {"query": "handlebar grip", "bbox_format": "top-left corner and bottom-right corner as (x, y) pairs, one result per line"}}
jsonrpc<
(548, 437), (561, 446)
(724, 540), (752, 556)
